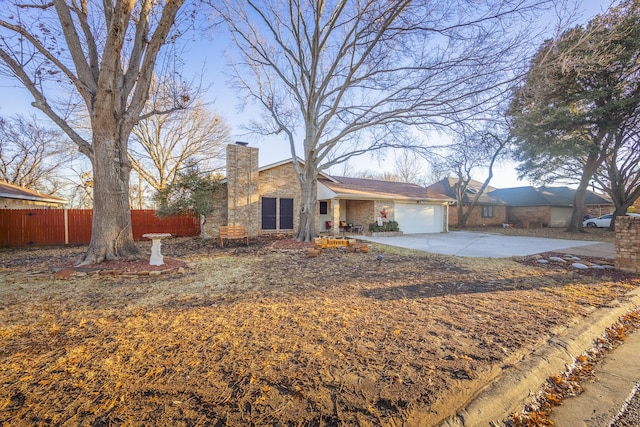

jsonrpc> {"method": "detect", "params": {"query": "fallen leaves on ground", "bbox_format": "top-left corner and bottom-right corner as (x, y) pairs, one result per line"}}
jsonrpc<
(0, 236), (638, 426)
(506, 310), (640, 427)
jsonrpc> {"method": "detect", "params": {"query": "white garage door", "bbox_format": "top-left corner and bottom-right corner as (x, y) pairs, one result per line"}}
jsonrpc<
(395, 203), (443, 234)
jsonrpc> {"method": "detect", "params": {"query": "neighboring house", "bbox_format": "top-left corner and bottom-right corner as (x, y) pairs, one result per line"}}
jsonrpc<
(426, 178), (614, 228)
(426, 178), (507, 227)
(490, 185), (613, 228)
(203, 143), (452, 238)
(0, 181), (67, 209)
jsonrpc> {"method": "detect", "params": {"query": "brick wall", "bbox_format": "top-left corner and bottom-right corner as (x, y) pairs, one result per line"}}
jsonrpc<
(449, 204), (506, 227)
(507, 206), (550, 228)
(348, 200), (377, 229)
(615, 216), (640, 273)
(373, 201), (393, 222)
(585, 205), (615, 217)
(258, 162), (302, 234)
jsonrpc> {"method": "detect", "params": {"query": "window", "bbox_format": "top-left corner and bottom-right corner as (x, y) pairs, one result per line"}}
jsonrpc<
(262, 197), (294, 230)
(481, 205), (494, 218)
(280, 198), (294, 229)
(319, 201), (328, 215)
(262, 197), (277, 229)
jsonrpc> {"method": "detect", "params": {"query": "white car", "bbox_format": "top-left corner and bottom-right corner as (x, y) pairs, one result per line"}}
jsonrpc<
(583, 213), (640, 228)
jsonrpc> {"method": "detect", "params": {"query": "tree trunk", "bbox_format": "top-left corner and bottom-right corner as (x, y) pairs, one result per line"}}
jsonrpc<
(295, 162), (318, 242)
(608, 205), (629, 231)
(200, 214), (207, 239)
(78, 131), (138, 265)
(567, 154), (600, 233)
(457, 203), (467, 228)
(606, 166), (630, 231)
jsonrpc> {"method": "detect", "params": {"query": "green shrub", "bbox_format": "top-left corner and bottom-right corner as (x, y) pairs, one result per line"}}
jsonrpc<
(368, 220), (399, 232)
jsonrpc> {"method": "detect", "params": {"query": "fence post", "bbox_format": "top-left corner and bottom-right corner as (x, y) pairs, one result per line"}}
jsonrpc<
(64, 208), (69, 245)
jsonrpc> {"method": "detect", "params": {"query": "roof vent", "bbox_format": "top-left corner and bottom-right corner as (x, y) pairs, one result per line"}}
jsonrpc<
(235, 141), (249, 146)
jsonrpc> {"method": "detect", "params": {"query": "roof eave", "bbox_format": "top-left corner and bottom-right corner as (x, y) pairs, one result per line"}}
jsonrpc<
(331, 192), (451, 203)
(0, 193), (67, 204)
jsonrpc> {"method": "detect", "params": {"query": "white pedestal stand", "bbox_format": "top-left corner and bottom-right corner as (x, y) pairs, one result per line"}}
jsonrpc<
(142, 233), (172, 266)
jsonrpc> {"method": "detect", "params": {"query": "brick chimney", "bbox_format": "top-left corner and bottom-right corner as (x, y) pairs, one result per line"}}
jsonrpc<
(226, 142), (260, 236)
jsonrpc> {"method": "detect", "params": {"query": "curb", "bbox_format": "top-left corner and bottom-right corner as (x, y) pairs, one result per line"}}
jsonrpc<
(437, 286), (640, 427)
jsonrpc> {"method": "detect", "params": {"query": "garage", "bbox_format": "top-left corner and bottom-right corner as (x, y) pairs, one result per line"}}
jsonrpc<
(394, 203), (444, 234)
(550, 207), (572, 228)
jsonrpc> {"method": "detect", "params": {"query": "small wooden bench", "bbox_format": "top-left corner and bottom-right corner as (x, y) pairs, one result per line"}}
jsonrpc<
(219, 225), (249, 247)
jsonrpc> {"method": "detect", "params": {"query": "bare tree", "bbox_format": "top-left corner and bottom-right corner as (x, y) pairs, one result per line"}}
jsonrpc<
(130, 95), (230, 196)
(0, 114), (67, 193)
(350, 170), (402, 182)
(59, 168), (94, 209)
(214, 0), (556, 240)
(427, 116), (512, 228)
(393, 150), (428, 185)
(594, 120), (640, 230)
(0, 0), (189, 264)
(344, 151), (427, 184)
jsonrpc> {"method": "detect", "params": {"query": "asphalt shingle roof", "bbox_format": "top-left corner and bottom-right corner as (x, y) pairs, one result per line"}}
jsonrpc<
(489, 185), (611, 206)
(320, 176), (452, 202)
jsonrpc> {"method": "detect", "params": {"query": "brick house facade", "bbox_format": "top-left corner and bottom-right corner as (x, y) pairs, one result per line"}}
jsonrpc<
(204, 143), (452, 238)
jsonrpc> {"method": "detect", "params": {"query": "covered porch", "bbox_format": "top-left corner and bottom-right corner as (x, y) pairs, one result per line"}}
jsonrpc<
(317, 198), (374, 236)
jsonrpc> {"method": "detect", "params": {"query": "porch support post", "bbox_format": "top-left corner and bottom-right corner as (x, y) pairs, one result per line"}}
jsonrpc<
(332, 199), (340, 236)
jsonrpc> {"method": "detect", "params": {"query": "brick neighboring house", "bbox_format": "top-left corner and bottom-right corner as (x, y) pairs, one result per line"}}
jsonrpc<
(426, 178), (507, 227)
(490, 185), (613, 228)
(203, 143), (453, 238)
(426, 178), (614, 228)
(0, 181), (67, 209)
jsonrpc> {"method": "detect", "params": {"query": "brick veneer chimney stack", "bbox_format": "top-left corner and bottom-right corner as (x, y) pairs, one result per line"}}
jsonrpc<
(226, 143), (260, 237)
(615, 216), (640, 273)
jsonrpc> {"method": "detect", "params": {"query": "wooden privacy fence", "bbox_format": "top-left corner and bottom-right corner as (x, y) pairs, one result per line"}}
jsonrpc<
(0, 209), (200, 248)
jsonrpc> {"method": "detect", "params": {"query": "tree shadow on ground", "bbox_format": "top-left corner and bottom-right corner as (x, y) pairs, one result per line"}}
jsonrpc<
(360, 273), (572, 300)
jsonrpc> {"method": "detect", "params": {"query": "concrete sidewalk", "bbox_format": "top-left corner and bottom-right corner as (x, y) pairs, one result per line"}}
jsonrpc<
(551, 326), (640, 426)
(357, 231), (611, 258)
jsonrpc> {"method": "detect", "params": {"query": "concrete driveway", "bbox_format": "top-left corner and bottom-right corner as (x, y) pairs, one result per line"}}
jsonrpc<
(356, 231), (614, 258)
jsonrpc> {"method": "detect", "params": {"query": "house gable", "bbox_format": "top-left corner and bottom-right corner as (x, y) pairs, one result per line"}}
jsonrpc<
(427, 177), (500, 205)
(258, 162), (302, 233)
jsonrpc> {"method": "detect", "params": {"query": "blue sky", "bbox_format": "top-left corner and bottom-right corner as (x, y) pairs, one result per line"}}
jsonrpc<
(0, 0), (619, 189)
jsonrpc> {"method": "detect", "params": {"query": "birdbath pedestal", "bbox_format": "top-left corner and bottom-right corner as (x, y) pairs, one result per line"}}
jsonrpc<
(142, 233), (172, 266)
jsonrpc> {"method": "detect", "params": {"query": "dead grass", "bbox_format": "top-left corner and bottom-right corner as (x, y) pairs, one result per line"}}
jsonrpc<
(0, 236), (637, 426)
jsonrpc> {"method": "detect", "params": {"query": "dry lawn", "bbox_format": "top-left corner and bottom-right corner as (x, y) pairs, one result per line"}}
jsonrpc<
(0, 234), (638, 426)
